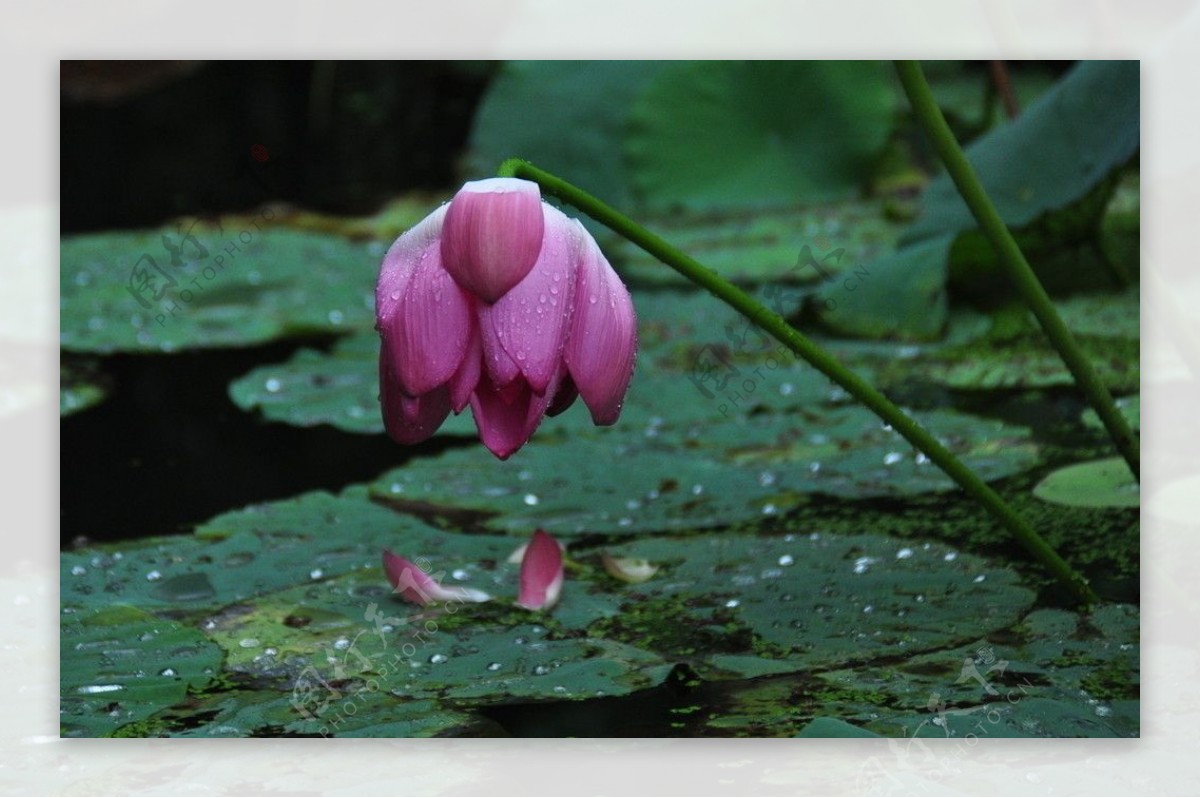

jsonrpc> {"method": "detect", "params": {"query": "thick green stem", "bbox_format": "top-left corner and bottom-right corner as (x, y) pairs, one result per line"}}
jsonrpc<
(498, 157), (1098, 605)
(894, 60), (1139, 481)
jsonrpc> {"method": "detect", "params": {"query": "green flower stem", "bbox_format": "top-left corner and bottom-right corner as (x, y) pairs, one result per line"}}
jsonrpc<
(894, 60), (1140, 482)
(497, 157), (1098, 605)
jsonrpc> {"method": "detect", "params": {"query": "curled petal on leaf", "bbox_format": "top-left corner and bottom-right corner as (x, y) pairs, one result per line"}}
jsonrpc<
(382, 549), (490, 606)
(601, 552), (660, 584)
(516, 529), (564, 611)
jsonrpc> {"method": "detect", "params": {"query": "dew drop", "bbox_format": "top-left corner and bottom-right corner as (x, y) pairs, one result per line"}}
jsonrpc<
(430, 654), (448, 664)
(159, 667), (177, 677)
(145, 570), (162, 582)
(77, 684), (123, 695)
(264, 378), (282, 393)
(523, 493), (539, 506)
(778, 555), (794, 567)
(486, 662), (503, 672)
(533, 664), (551, 675)
(725, 599), (740, 609)
(70, 565), (87, 576)
(896, 548), (914, 560)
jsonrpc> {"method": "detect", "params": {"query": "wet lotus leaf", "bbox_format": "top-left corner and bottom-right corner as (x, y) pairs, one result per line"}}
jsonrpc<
(1033, 457), (1140, 508)
(611, 199), (903, 286)
(366, 398), (1040, 536)
(60, 224), (382, 353)
(596, 533), (1035, 670)
(61, 488), (515, 614)
(62, 463), (1136, 736)
(688, 602), (1137, 738)
(627, 61), (896, 210)
(60, 604), (224, 737)
(1082, 394), (1139, 432)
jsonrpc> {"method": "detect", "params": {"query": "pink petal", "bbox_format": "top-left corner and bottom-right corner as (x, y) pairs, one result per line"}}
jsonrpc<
(477, 302), (522, 388)
(386, 247), (473, 396)
(516, 530), (564, 611)
(467, 370), (560, 460)
(565, 227), (637, 425)
(441, 178), (545, 303)
(447, 325), (482, 413)
(376, 204), (448, 327)
(378, 337), (451, 444)
(382, 550), (491, 605)
(489, 206), (581, 394)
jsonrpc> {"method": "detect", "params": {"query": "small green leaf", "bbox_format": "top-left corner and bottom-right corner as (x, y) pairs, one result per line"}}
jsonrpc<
(1033, 457), (1139, 508)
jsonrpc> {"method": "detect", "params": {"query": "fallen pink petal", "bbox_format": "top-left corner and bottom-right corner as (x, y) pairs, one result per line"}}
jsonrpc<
(516, 529), (565, 611)
(381, 549), (491, 606)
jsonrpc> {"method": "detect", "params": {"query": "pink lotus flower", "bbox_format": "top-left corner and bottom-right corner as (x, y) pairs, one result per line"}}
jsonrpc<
(376, 178), (637, 459)
(383, 528), (565, 611)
